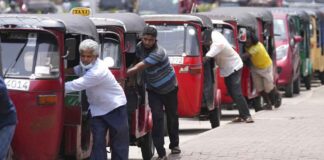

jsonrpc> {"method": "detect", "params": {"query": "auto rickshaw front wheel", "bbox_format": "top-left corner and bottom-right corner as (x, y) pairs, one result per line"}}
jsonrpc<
(139, 132), (155, 160)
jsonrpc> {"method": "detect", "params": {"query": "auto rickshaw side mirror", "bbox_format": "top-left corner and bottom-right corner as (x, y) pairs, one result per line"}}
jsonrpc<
(238, 28), (247, 42)
(293, 35), (303, 44)
(63, 38), (76, 60)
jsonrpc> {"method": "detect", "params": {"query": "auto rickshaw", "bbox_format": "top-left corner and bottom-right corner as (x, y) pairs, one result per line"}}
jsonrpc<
(0, 14), (98, 159)
(89, 13), (154, 160)
(201, 10), (262, 110)
(142, 14), (222, 128)
(208, 7), (278, 108)
(291, 9), (312, 91)
(308, 8), (324, 84)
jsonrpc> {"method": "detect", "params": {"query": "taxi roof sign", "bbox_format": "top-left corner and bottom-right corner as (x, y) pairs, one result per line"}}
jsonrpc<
(70, 7), (91, 16)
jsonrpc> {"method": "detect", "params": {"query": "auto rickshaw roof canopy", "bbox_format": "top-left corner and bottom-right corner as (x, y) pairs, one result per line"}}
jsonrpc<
(0, 14), (98, 41)
(206, 8), (258, 31)
(91, 13), (146, 34)
(269, 8), (310, 23)
(211, 7), (273, 24)
(142, 14), (213, 29)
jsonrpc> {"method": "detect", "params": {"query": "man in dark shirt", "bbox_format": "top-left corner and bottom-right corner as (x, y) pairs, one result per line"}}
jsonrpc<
(127, 26), (180, 160)
(0, 76), (17, 159)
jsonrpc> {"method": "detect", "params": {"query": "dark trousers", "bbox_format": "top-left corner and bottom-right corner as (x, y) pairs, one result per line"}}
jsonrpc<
(148, 88), (179, 157)
(224, 69), (251, 118)
(90, 105), (129, 160)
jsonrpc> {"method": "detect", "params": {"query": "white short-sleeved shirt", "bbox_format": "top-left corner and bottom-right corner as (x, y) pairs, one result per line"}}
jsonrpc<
(206, 30), (243, 77)
(65, 59), (127, 117)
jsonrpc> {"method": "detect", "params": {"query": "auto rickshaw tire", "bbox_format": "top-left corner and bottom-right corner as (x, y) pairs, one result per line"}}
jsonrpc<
(285, 81), (294, 97)
(319, 72), (324, 85)
(293, 77), (300, 94)
(140, 132), (155, 160)
(303, 75), (311, 90)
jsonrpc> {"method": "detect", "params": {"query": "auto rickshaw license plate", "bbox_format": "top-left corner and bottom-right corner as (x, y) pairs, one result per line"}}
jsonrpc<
(4, 78), (30, 91)
(169, 56), (184, 64)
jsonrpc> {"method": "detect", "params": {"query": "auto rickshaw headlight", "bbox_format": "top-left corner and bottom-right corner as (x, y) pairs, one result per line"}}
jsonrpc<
(37, 94), (57, 106)
(276, 45), (288, 60)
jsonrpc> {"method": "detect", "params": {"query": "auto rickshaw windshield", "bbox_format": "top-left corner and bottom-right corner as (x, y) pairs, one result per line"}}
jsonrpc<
(98, 36), (121, 68)
(213, 27), (236, 49)
(156, 25), (199, 56)
(0, 31), (59, 79)
(274, 19), (288, 41)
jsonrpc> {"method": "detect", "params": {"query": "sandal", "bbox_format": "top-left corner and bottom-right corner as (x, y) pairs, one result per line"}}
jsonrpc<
(231, 117), (245, 122)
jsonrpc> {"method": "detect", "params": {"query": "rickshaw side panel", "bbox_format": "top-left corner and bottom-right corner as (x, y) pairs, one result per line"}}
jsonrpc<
(11, 80), (63, 160)
(174, 57), (203, 117)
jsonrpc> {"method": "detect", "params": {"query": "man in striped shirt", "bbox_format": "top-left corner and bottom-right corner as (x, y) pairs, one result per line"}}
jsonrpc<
(127, 26), (180, 160)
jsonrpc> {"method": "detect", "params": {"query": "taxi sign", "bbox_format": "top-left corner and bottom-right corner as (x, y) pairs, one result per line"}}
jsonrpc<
(70, 7), (91, 16)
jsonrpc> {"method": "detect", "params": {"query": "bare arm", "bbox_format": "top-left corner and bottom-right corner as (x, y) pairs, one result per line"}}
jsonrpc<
(64, 68), (75, 75)
(126, 61), (152, 77)
(241, 52), (251, 61)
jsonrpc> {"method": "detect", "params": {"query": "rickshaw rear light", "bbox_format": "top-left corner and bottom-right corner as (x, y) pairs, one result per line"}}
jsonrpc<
(37, 94), (57, 106)
(189, 66), (202, 74)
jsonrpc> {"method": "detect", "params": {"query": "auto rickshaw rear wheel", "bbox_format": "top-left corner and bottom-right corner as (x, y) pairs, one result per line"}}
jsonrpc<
(285, 81), (294, 97)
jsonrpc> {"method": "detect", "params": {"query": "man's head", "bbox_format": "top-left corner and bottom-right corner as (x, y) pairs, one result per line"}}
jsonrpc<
(245, 30), (259, 47)
(79, 39), (98, 69)
(141, 26), (157, 50)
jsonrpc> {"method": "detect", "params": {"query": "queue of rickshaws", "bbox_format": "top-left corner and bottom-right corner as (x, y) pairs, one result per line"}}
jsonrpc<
(200, 8), (264, 111)
(0, 13), (154, 160)
(142, 14), (222, 128)
(2, 6), (324, 160)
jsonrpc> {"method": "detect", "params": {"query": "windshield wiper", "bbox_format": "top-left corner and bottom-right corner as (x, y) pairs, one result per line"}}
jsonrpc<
(3, 42), (28, 78)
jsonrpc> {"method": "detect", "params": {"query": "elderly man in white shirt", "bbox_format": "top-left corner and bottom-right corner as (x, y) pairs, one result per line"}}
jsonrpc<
(65, 39), (129, 160)
(204, 30), (254, 123)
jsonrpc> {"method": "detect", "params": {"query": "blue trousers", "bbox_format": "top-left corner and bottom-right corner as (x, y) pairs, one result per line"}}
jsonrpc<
(148, 88), (179, 157)
(224, 69), (251, 118)
(0, 125), (16, 160)
(90, 105), (129, 160)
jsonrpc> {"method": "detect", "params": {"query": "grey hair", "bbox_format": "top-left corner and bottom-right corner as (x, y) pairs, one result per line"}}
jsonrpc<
(79, 39), (99, 56)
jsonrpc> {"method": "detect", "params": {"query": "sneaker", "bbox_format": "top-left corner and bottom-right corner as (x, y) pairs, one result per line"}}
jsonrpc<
(231, 117), (245, 122)
(156, 156), (168, 160)
(245, 116), (254, 123)
(171, 146), (181, 154)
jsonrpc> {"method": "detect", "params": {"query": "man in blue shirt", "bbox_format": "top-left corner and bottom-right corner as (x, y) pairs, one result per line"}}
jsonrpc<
(127, 26), (180, 160)
(65, 39), (129, 160)
(0, 76), (17, 159)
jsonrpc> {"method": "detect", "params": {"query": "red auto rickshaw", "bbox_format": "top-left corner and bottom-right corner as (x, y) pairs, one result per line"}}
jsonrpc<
(90, 13), (154, 160)
(0, 14), (99, 159)
(209, 7), (278, 108)
(142, 14), (222, 128)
